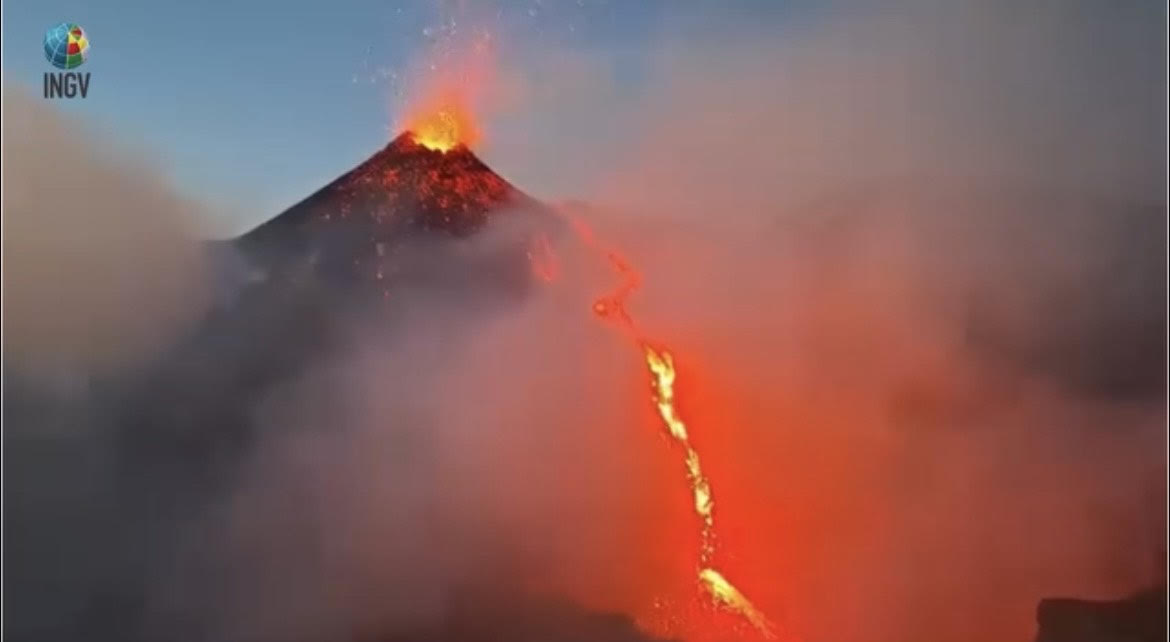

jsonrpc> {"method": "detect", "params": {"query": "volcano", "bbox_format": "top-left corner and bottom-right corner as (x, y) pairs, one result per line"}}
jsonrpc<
(2, 134), (569, 642)
(176, 131), (561, 453)
(236, 132), (552, 295)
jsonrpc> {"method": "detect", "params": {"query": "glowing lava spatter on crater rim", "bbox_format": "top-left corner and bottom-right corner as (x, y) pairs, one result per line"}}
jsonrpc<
(406, 101), (481, 153)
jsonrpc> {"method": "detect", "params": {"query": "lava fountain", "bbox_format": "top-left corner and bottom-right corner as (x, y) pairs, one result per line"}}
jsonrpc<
(406, 96), (481, 153)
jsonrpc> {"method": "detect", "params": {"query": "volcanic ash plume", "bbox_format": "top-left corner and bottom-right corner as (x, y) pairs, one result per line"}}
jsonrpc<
(479, 2), (1165, 641)
(2, 90), (212, 376)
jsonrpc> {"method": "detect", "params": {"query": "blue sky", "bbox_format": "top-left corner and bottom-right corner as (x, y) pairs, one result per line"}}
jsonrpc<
(2, 1), (806, 233)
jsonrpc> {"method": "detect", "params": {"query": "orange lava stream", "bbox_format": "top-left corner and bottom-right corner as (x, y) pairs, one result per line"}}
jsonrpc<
(568, 221), (777, 640)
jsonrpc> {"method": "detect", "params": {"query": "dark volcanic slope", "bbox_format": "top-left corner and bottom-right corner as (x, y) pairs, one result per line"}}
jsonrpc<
(6, 132), (570, 642)
(181, 133), (557, 463)
(211, 131), (557, 393)
(238, 132), (550, 290)
(247, 132), (540, 237)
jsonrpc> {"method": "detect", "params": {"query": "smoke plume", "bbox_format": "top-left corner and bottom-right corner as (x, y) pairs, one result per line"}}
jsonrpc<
(480, 2), (1166, 640)
(2, 90), (212, 377)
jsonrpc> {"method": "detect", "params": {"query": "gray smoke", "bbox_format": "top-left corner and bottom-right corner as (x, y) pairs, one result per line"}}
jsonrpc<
(2, 90), (213, 377)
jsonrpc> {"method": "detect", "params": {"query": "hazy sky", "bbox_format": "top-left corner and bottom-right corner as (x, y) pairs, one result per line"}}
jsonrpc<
(1, 1), (800, 233)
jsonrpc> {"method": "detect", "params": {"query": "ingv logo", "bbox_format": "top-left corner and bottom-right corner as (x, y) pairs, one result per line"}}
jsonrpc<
(43, 22), (91, 99)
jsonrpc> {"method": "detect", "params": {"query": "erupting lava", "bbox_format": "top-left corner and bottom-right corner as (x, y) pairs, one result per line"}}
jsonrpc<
(407, 99), (480, 153)
(569, 220), (778, 640)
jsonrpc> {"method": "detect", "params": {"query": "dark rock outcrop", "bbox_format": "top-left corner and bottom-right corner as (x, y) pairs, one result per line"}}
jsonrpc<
(1036, 586), (1167, 642)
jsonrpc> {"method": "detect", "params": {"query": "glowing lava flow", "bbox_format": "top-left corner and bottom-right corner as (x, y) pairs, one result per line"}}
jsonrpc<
(573, 221), (777, 639)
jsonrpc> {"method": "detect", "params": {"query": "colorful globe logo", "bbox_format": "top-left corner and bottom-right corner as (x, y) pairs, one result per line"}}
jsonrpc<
(44, 23), (90, 70)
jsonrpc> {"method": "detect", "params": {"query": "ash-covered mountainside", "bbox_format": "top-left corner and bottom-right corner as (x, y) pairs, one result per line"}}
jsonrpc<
(146, 134), (563, 505)
(235, 132), (555, 297)
(249, 132), (541, 238)
(4, 135), (564, 642)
